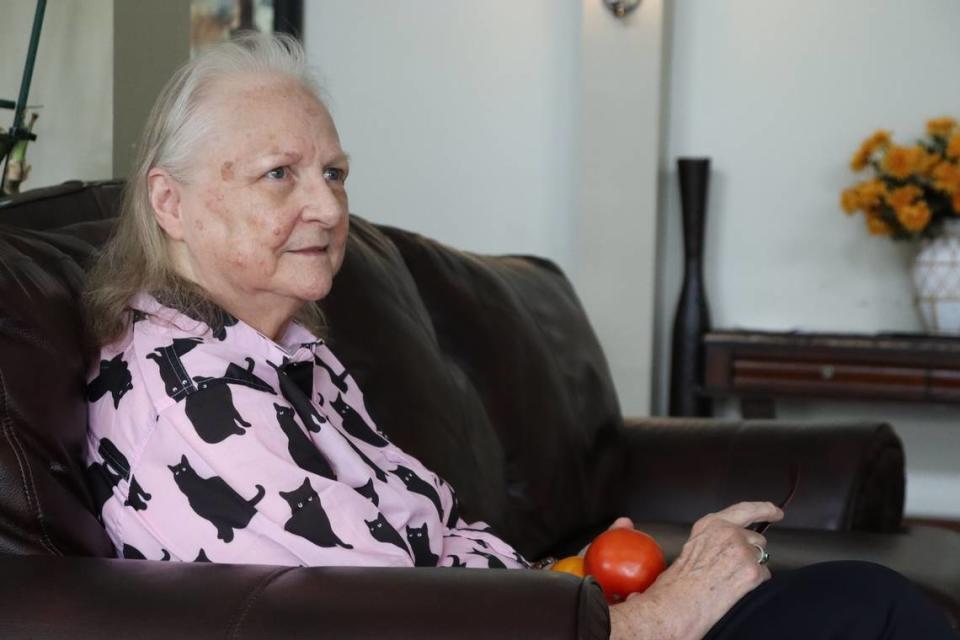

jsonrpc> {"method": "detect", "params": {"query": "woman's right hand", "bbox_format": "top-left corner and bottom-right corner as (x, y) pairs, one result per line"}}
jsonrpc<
(608, 501), (782, 640)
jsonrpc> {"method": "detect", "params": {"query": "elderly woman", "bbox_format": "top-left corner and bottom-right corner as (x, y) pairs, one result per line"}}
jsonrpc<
(83, 34), (956, 640)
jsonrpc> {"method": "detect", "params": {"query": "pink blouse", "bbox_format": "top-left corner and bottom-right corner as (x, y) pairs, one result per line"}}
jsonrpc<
(84, 291), (527, 569)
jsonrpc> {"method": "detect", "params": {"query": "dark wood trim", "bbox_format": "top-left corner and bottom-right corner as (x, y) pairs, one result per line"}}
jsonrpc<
(703, 330), (960, 410)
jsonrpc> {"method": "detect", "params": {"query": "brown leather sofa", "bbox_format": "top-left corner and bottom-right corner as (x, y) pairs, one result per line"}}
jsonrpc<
(0, 181), (957, 638)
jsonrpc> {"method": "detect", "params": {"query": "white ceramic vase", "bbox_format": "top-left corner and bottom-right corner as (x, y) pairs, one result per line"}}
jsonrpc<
(913, 219), (960, 334)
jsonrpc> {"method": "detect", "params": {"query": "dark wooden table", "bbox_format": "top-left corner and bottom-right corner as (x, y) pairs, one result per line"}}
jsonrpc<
(702, 330), (960, 418)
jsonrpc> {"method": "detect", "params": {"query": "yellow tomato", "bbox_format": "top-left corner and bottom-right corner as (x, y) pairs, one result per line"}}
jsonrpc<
(550, 555), (586, 578)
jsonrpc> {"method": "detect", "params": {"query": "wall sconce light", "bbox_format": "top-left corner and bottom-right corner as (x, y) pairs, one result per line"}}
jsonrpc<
(603, 0), (641, 19)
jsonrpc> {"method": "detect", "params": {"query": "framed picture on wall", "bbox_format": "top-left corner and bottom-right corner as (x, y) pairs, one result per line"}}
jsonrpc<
(190, 0), (303, 55)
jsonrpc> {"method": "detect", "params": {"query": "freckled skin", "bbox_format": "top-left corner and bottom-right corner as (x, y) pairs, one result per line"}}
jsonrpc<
(165, 73), (350, 340)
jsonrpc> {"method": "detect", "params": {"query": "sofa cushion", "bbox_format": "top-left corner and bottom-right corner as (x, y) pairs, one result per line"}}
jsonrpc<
(323, 221), (625, 558)
(372, 226), (624, 557)
(0, 221), (116, 555)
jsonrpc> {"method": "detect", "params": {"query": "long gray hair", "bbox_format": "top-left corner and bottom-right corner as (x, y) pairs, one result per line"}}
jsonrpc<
(83, 32), (329, 348)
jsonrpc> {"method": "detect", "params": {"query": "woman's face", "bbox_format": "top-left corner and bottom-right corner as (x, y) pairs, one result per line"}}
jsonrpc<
(165, 73), (350, 325)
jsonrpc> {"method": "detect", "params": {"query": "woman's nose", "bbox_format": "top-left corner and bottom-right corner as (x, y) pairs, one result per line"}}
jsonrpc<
(299, 170), (347, 226)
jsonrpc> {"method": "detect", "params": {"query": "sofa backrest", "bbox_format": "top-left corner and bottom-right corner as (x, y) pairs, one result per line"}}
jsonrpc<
(0, 181), (625, 560)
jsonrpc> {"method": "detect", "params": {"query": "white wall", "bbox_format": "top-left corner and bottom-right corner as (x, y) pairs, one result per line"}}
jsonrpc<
(305, 1), (665, 415)
(577, 0), (664, 414)
(304, 1), (580, 273)
(0, 0), (113, 190)
(656, 0), (960, 518)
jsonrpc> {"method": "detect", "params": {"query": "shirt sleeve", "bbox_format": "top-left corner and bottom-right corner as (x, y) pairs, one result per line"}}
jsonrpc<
(116, 384), (419, 568)
(436, 479), (530, 569)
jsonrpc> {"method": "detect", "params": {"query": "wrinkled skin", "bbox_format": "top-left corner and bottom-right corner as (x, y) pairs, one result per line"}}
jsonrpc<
(599, 503), (782, 640)
(148, 72), (350, 340)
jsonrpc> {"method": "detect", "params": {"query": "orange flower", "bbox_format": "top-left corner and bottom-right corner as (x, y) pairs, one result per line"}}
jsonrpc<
(856, 179), (887, 207)
(886, 185), (922, 209)
(850, 129), (891, 171)
(927, 117), (957, 137)
(850, 148), (870, 171)
(867, 130), (892, 148)
(896, 201), (932, 231)
(916, 148), (940, 175)
(865, 211), (892, 236)
(883, 145), (924, 179)
(948, 134), (960, 160)
(840, 187), (861, 214)
(933, 162), (960, 194)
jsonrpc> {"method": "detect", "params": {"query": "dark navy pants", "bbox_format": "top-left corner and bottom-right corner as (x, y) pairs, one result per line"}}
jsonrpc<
(704, 561), (958, 639)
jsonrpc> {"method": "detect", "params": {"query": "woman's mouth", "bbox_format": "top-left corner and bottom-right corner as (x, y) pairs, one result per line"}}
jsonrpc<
(290, 246), (328, 255)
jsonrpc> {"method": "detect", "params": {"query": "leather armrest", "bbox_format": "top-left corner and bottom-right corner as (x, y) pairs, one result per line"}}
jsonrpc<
(616, 417), (904, 532)
(0, 554), (609, 640)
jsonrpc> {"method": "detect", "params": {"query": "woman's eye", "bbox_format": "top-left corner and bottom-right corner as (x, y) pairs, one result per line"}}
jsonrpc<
(266, 166), (288, 180)
(324, 167), (347, 183)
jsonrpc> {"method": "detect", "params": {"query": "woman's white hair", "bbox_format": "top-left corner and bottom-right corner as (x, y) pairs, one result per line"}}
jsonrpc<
(84, 32), (328, 348)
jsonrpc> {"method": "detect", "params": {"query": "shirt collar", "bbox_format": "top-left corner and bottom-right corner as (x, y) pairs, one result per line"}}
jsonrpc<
(274, 317), (324, 354)
(128, 291), (323, 357)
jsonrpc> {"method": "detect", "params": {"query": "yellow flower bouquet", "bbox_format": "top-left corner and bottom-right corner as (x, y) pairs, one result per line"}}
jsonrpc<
(842, 117), (960, 239)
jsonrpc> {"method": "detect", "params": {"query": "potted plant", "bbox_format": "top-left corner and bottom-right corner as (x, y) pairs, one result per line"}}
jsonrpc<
(842, 117), (960, 332)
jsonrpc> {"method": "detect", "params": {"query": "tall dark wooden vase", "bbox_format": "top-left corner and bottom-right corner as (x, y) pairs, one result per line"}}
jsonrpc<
(669, 157), (712, 417)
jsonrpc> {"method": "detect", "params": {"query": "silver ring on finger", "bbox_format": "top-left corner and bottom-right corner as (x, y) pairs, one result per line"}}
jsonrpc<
(750, 542), (769, 565)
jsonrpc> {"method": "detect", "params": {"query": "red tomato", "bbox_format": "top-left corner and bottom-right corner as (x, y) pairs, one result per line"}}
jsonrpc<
(583, 529), (666, 604)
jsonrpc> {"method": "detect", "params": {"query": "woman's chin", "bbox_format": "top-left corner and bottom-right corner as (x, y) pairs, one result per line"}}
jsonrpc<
(294, 279), (334, 303)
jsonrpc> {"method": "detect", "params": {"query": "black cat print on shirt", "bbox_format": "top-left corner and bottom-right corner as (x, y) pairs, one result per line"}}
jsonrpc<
(146, 337), (203, 401)
(273, 403), (337, 480)
(445, 491), (460, 528)
(469, 549), (507, 569)
(185, 357), (278, 444)
(209, 308), (239, 341)
(87, 437), (151, 514)
(168, 454), (265, 542)
(86, 353), (134, 409)
(121, 543), (144, 559)
(365, 513), (409, 556)
(406, 523), (439, 567)
(354, 478), (380, 506)
(125, 476), (152, 511)
(122, 543), (170, 561)
(391, 465), (443, 519)
(215, 357), (277, 394)
(271, 360), (328, 433)
(280, 478), (353, 549)
(330, 393), (389, 448)
(314, 355), (349, 394)
(184, 383), (251, 444)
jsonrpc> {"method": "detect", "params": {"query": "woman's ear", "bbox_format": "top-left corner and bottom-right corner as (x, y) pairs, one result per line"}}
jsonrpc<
(147, 168), (186, 241)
